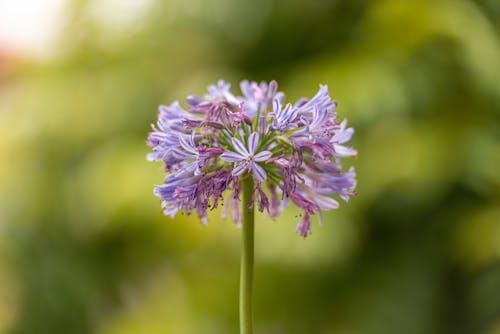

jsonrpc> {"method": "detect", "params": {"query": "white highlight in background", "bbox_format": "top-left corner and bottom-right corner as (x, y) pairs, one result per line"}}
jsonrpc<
(0, 0), (65, 58)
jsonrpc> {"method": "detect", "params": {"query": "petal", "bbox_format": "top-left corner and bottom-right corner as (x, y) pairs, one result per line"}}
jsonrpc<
(282, 103), (292, 120)
(251, 163), (267, 182)
(273, 96), (281, 114)
(253, 150), (272, 162)
(310, 105), (329, 129)
(220, 151), (245, 162)
(247, 132), (259, 155)
(285, 103), (298, 122)
(233, 162), (248, 176)
(295, 213), (311, 238)
(317, 210), (324, 225)
(179, 135), (197, 155)
(334, 127), (354, 144)
(333, 144), (357, 157)
(314, 194), (339, 210)
(240, 80), (253, 98)
(231, 137), (249, 156)
(171, 147), (193, 160)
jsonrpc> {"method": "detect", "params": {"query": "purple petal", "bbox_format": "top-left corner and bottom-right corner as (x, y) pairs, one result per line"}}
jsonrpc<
(333, 144), (357, 157)
(268, 80), (278, 97)
(186, 95), (202, 106)
(282, 103), (292, 119)
(295, 213), (312, 238)
(253, 150), (272, 162)
(273, 96), (281, 114)
(335, 127), (354, 143)
(251, 162), (267, 182)
(314, 195), (339, 210)
(240, 80), (253, 98)
(179, 135), (197, 155)
(220, 151), (245, 162)
(247, 132), (259, 155)
(233, 162), (248, 176)
(332, 120), (354, 143)
(231, 137), (249, 156)
(310, 105), (329, 130)
(285, 104), (299, 122)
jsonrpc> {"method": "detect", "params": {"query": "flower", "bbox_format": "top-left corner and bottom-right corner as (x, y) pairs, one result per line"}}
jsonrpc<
(220, 132), (273, 182)
(269, 97), (298, 131)
(148, 80), (357, 238)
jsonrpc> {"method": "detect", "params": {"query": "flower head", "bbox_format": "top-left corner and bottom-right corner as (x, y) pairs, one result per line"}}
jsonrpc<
(148, 80), (357, 238)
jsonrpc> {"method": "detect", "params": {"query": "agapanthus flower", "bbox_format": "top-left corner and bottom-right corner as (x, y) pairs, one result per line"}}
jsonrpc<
(148, 80), (357, 238)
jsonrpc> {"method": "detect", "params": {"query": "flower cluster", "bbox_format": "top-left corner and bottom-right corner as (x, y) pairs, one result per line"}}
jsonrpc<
(147, 80), (357, 237)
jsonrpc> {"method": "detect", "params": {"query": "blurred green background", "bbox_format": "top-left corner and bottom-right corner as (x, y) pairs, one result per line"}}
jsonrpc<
(1, 0), (499, 333)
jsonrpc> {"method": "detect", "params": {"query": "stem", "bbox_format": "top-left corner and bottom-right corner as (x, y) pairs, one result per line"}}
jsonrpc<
(240, 176), (254, 334)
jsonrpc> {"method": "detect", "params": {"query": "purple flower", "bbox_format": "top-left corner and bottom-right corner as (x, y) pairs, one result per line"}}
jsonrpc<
(316, 166), (357, 202)
(175, 132), (203, 174)
(239, 80), (267, 117)
(205, 80), (240, 105)
(148, 80), (357, 237)
(269, 97), (299, 131)
(292, 104), (334, 141)
(147, 102), (194, 162)
(154, 171), (201, 217)
(172, 132), (224, 175)
(220, 132), (273, 182)
(295, 84), (336, 116)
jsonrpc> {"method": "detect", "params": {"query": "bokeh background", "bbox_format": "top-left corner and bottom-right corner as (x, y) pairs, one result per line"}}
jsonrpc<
(1, 0), (499, 333)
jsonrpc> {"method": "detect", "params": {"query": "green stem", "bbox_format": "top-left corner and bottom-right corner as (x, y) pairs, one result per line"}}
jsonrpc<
(240, 176), (254, 334)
